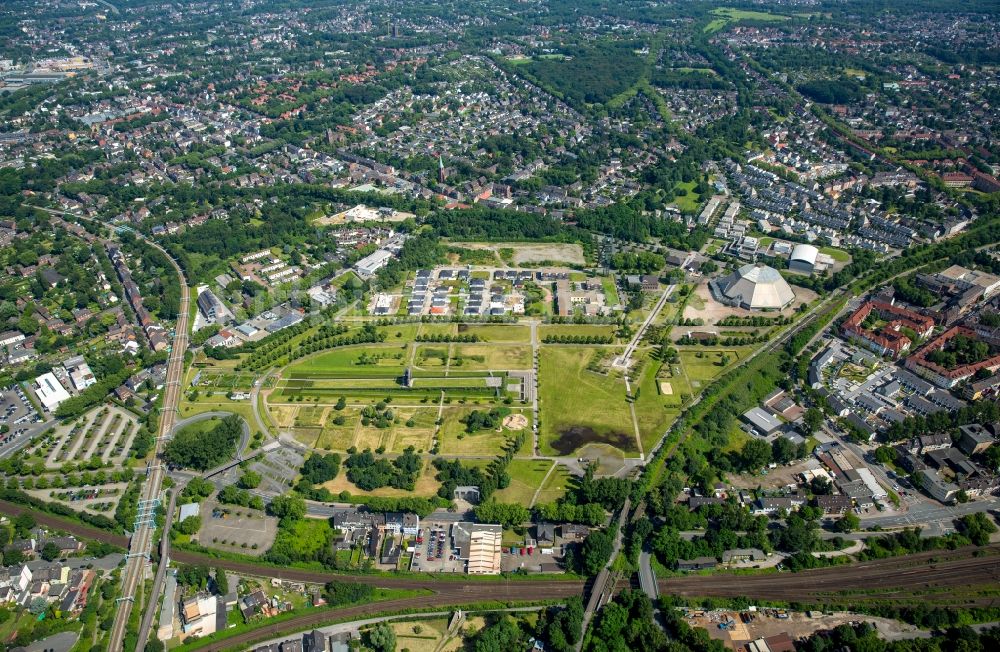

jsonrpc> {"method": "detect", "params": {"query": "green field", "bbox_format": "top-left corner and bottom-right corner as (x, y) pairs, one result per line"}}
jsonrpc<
(352, 409), (437, 453)
(285, 377), (401, 389)
(176, 417), (219, 438)
(438, 407), (524, 456)
(457, 323), (531, 342)
(265, 321), (751, 472)
(452, 344), (532, 370)
(410, 376), (489, 388)
(820, 246), (851, 263)
(413, 344), (531, 371)
(632, 357), (683, 454)
(384, 324), (422, 342)
(273, 381), (498, 404)
(294, 405), (327, 428)
(537, 347), (638, 456)
(192, 370), (258, 391)
(540, 324), (617, 339)
(534, 464), (573, 504)
(678, 349), (741, 384)
(416, 323), (458, 338)
(704, 239), (725, 255)
(493, 459), (555, 505)
(290, 345), (408, 376)
(671, 180), (702, 213)
(705, 7), (789, 33)
(177, 397), (258, 432)
(601, 276), (621, 307)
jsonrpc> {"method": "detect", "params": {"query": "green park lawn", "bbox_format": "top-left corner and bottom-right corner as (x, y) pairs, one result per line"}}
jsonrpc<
(632, 357), (683, 454)
(177, 396), (259, 431)
(539, 324), (618, 340)
(601, 276), (621, 306)
(437, 407), (521, 456)
(458, 323), (531, 343)
(352, 410), (437, 453)
(288, 345), (408, 377)
(450, 344), (532, 370)
(416, 323), (458, 338)
(678, 349), (741, 383)
(820, 246), (851, 263)
(671, 180), (702, 213)
(492, 459), (554, 505)
(537, 347), (636, 456)
(314, 411), (358, 450)
(534, 464), (573, 504)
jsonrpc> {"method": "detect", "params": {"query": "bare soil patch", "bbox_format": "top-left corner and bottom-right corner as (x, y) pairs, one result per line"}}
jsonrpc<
(449, 242), (586, 265)
(503, 413), (529, 430)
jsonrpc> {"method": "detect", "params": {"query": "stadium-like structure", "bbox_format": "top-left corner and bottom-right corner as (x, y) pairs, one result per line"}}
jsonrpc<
(714, 263), (795, 310)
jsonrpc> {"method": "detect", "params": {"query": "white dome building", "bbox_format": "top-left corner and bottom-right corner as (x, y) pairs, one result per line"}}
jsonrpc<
(719, 263), (795, 310)
(789, 244), (819, 274)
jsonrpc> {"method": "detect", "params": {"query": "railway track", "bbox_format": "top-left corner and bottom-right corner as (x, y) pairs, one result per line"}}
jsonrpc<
(659, 544), (1000, 603)
(184, 582), (581, 652)
(9, 498), (1000, 604)
(0, 499), (585, 592)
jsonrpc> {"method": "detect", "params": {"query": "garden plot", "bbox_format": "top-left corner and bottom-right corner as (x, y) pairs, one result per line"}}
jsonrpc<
(44, 405), (139, 468)
(192, 369), (260, 393)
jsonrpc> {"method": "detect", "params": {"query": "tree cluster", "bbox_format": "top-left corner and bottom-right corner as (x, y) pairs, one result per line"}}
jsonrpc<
(162, 415), (242, 471)
(345, 447), (421, 491)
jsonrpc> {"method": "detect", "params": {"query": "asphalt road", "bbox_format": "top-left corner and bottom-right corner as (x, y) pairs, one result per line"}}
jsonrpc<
(861, 496), (1000, 533)
(638, 551), (658, 600)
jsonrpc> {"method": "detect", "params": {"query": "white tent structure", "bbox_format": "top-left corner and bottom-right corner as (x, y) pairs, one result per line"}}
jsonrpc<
(719, 263), (795, 310)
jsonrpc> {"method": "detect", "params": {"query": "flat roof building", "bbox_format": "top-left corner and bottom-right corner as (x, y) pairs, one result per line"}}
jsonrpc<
(34, 372), (70, 412)
(742, 407), (782, 435)
(452, 522), (502, 575)
(354, 249), (394, 278)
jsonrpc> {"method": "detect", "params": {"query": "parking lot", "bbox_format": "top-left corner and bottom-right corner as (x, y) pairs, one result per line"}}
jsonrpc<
(26, 481), (129, 515)
(501, 545), (560, 573)
(39, 405), (139, 468)
(0, 385), (45, 457)
(239, 444), (304, 494)
(197, 499), (278, 555)
(410, 522), (464, 574)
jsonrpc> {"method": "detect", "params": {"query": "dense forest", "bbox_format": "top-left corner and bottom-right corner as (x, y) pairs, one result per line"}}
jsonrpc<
(797, 78), (864, 105)
(522, 41), (646, 107)
(427, 208), (583, 242)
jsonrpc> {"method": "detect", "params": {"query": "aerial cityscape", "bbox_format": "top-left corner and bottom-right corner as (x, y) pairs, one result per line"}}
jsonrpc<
(1, 0), (1000, 650)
